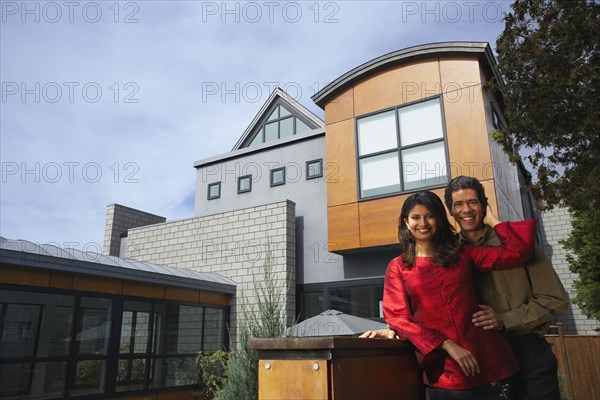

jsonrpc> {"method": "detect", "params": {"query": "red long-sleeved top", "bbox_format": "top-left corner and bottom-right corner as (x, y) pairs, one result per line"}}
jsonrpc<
(383, 220), (536, 390)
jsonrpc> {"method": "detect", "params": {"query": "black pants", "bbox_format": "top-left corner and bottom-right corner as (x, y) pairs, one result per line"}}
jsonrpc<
(507, 333), (561, 400)
(426, 378), (513, 400)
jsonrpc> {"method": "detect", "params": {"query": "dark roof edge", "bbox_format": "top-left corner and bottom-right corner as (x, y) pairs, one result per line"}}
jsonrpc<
(0, 249), (236, 295)
(312, 42), (500, 108)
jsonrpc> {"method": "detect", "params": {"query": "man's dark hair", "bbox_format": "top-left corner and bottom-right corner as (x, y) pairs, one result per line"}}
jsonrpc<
(444, 175), (489, 212)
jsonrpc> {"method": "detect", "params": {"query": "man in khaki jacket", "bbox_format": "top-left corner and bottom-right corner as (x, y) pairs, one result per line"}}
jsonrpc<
(443, 176), (568, 400)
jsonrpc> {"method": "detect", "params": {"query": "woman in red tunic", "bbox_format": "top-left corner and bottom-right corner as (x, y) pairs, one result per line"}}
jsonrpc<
(383, 191), (535, 399)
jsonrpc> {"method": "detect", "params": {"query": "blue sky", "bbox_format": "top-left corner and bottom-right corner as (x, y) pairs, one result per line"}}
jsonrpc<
(1, 1), (513, 252)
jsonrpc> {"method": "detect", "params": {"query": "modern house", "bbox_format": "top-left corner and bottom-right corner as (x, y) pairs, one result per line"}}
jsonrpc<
(2, 41), (597, 400)
(104, 42), (598, 336)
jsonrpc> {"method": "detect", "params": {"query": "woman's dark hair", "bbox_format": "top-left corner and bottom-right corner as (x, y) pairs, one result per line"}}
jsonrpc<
(398, 191), (461, 267)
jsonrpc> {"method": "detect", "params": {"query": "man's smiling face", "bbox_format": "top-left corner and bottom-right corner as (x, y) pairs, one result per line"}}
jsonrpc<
(451, 188), (485, 241)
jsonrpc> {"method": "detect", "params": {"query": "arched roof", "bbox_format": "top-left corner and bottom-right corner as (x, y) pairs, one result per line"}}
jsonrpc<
(311, 41), (501, 108)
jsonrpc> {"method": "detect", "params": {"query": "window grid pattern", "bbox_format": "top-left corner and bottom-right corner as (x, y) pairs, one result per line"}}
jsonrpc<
(0, 287), (228, 399)
(356, 97), (449, 199)
(246, 104), (313, 148)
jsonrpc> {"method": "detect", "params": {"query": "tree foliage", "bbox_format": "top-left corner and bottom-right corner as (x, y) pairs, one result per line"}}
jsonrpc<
(561, 208), (600, 320)
(495, 0), (600, 211)
(495, 0), (600, 320)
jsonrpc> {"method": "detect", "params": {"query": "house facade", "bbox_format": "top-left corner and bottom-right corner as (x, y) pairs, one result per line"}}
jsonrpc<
(103, 41), (598, 342)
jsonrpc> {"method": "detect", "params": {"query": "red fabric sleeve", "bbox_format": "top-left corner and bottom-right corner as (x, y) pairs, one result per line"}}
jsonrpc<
(383, 258), (446, 361)
(466, 219), (537, 271)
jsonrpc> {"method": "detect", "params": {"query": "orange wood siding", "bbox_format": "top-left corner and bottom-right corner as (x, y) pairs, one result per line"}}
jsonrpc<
(123, 280), (165, 299)
(73, 275), (124, 294)
(0, 265), (51, 287)
(354, 58), (441, 116)
(358, 196), (403, 248)
(444, 85), (493, 181)
(324, 86), (354, 125)
(327, 203), (360, 251)
(325, 119), (357, 207)
(0, 264), (230, 305)
(324, 55), (499, 252)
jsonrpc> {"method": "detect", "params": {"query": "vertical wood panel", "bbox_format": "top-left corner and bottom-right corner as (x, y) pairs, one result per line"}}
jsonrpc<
(328, 204), (360, 251)
(258, 359), (329, 400)
(324, 86), (354, 125)
(325, 119), (357, 207)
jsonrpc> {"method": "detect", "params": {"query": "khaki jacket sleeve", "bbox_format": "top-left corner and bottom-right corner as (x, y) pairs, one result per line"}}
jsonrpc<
(500, 245), (569, 333)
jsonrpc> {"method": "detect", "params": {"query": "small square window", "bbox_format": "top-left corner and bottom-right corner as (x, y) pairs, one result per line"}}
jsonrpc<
(207, 182), (221, 200)
(270, 167), (286, 187)
(306, 159), (323, 180)
(237, 175), (252, 194)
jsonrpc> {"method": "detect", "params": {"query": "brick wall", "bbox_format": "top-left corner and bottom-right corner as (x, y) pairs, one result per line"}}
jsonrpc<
(103, 204), (166, 257)
(123, 200), (296, 343)
(540, 207), (600, 335)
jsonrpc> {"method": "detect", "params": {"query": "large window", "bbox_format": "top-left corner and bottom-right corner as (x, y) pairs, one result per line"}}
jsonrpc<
(356, 97), (449, 199)
(0, 287), (228, 399)
(299, 282), (384, 322)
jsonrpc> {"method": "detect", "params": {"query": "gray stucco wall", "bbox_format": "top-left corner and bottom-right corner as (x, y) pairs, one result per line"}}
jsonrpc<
(194, 132), (391, 285)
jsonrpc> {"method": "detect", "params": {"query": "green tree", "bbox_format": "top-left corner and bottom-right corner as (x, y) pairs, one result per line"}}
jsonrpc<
(494, 0), (600, 318)
(562, 208), (600, 320)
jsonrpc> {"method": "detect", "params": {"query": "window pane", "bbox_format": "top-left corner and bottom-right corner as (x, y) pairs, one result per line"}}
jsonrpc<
(203, 308), (224, 353)
(0, 304), (40, 358)
(398, 99), (444, 146)
(329, 286), (384, 319)
(357, 110), (397, 156)
(208, 183), (220, 199)
(150, 356), (198, 388)
(266, 106), (279, 121)
(359, 153), (401, 198)
(238, 176), (251, 193)
(248, 130), (263, 147)
(0, 291), (74, 359)
(307, 160), (323, 179)
(271, 168), (285, 186)
(116, 358), (146, 392)
(280, 105), (292, 117)
(120, 301), (151, 355)
(296, 118), (311, 134)
(76, 297), (112, 356)
(302, 291), (324, 319)
(0, 362), (32, 398)
(154, 304), (203, 355)
(402, 141), (448, 190)
(0, 362), (66, 398)
(70, 360), (106, 396)
(279, 117), (294, 138)
(264, 122), (278, 142)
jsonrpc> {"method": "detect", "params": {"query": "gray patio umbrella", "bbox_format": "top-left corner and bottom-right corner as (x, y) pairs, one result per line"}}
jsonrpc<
(285, 309), (387, 337)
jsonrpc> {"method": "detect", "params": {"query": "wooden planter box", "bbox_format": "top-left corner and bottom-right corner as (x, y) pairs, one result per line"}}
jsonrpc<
(249, 337), (421, 400)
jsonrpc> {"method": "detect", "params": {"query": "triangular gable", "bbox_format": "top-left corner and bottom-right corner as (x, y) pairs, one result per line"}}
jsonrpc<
(232, 87), (324, 150)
